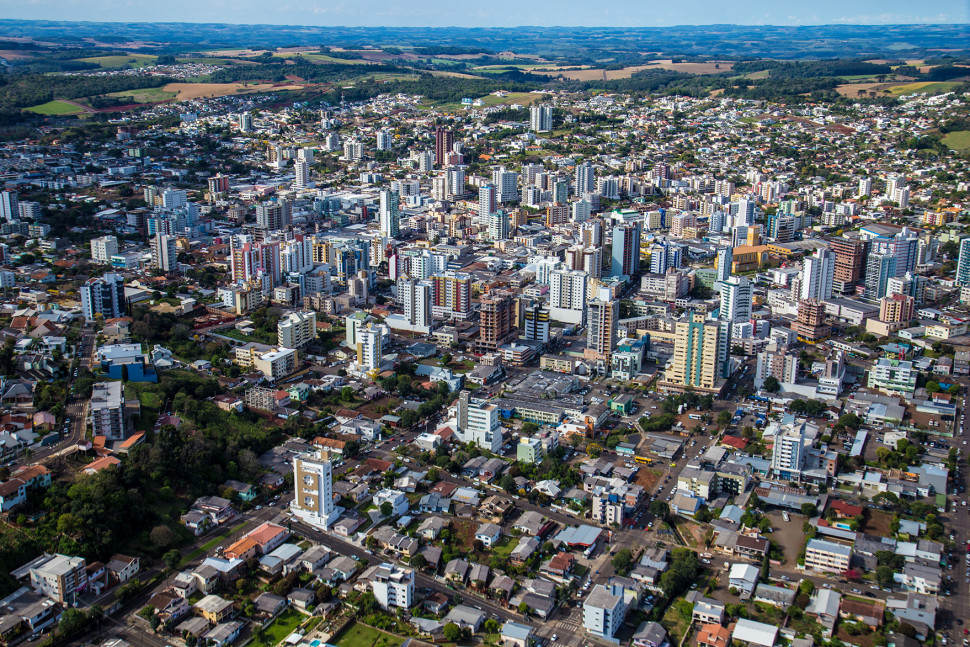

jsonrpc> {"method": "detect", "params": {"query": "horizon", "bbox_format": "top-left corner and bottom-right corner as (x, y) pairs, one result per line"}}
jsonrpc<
(0, 0), (965, 29)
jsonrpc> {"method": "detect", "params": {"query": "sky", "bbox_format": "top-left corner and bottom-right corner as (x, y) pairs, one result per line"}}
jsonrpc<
(0, 0), (966, 27)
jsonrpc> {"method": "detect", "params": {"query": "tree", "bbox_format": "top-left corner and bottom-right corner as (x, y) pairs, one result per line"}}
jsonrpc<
(611, 548), (633, 575)
(163, 549), (181, 570)
(149, 524), (176, 548)
(411, 553), (427, 570)
(650, 500), (669, 520)
(440, 353), (452, 366)
(341, 386), (355, 401)
(800, 503), (818, 518)
(59, 608), (89, 636)
(380, 502), (393, 517)
(875, 565), (895, 588)
(762, 376), (780, 393)
(521, 422), (539, 435)
(517, 602), (530, 615)
(716, 410), (732, 426)
(443, 623), (462, 642)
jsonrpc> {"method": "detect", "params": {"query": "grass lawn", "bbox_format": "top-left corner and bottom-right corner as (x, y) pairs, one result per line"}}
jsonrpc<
(24, 100), (84, 115)
(251, 609), (308, 647)
(180, 523), (246, 566)
(944, 130), (970, 151)
(333, 622), (404, 647)
(660, 605), (688, 643)
(77, 54), (157, 68)
(490, 537), (520, 560)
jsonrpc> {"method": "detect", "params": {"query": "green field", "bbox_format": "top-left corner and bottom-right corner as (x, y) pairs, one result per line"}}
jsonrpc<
(249, 609), (307, 647)
(77, 54), (157, 68)
(106, 87), (178, 103)
(24, 100), (84, 115)
(944, 130), (970, 151)
(274, 52), (371, 65)
(890, 81), (961, 96)
(333, 623), (403, 647)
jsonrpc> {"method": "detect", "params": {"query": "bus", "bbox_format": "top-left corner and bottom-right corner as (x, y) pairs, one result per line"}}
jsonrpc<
(688, 414), (703, 420)
(635, 455), (652, 465)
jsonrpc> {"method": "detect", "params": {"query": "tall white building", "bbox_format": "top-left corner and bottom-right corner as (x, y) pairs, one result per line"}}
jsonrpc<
(356, 323), (388, 373)
(583, 584), (627, 641)
(800, 248), (835, 301)
(278, 311), (317, 349)
(571, 199), (592, 223)
(549, 268), (587, 325)
(575, 162), (595, 195)
(376, 131), (393, 151)
(90, 381), (127, 440)
(716, 246), (733, 283)
(492, 167), (519, 204)
(293, 159), (311, 189)
(718, 275), (752, 323)
(488, 210), (509, 241)
(371, 564), (414, 610)
(0, 191), (19, 223)
(858, 177), (872, 197)
(379, 189), (400, 238)
(161, 189), (188, 210)
(151, 234), (177, 272)
(771, 424), (805, 480)
(530, 103), (553, 132)
(80, 273), (125, 321)
(455, 391), (502, 452)
(90, 235), (119, 264)
(398, 277), (432, 331)
(292, 450), (342, 528)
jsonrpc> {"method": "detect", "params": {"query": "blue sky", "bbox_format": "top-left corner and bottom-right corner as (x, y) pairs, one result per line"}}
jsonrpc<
(1, 0), (966, 27)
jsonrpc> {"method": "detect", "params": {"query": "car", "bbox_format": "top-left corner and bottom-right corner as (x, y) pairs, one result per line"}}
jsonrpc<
(215, 546), (223, 553)
(255, 505), (262, 510)
(552, 636), (558, 642)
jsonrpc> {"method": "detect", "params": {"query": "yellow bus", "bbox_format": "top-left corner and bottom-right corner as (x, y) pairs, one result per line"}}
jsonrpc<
(635, 455), (651, 465)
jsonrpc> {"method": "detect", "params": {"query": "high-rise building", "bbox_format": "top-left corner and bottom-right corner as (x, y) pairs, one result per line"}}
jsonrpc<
(478, 184), (497, 219)
(649, 241), (683, 274)
(575, 162), (595, 195)
(371, 564), (414, 610)
(718, 276), (753, 323)
(379, 189), (400, 238)
(256, 203), (289, 231)
(546, 203), (569, 227)
(831, 236), (869, 294)
(90, 235), (118, 264)
(772, 425), (805, 480)
(0, 191), (19, 224)
(521, 301), (550, 343)
(715, 246), (733, 283)
(431, 271), (472, 320)
(529, 103), (553, 132)
(800, 248), (835, 301)
(150, 234), (177, 272)
(293, 159), (311, 189)
(571, 199), (592, 223)
(398, 277), (432, 330)
(554, 179), (570, 204)
(237, 112), (253, 132)
(858, 177), (872, 197)
(278, 311), (317, 349)
(754, 345), (798, 389)
(662, 312), (727, 392)
(292, 449), (341, 528)
(586, 288), (619, 363)
(208, 174), (230, 195)
(492, 167), (518, 203)
(792, 299), (831, 343)
(549, 268), (587, 325)
(487, 210), (509, 241)
(80, 273), (126, 321)
(90, 381), (127, 440)
(376, 131), (393, 151)
(455, 390), (502, 452)
(434, 127), (454, 168)
(880, 293), (915, 324)
(356, 323), (388, 372)
(957, 238), (970, 286)
(610, 222), (642, 278)
(477, 291), (516, 352)
(864, 253), (896, 300)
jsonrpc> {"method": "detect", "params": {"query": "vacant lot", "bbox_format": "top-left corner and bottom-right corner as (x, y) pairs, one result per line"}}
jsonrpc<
(106, 86), (178, 103)
(531, 65), (654, 81)
(333, 623), (403, 647)
(944, 131), (970, 151)
(25, 100), (85, 115)
(634, 467), (663, 492)
(835, 82), (900, 97)
(861, 509), (893, 536)
(161, 82), (304, 100)
(765, 511), (805, 566)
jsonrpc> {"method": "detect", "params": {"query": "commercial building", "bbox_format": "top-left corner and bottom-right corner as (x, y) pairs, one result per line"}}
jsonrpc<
(867, 358), (917, 396)
(29, 554), (87, 604)
(90, 235), (119, 263)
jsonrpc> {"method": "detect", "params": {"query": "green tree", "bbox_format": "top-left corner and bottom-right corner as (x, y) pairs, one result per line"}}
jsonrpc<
(443, 623), (462, 642)
(762, 376), (780, 393)
(611, 548), (633, 575)
(875, 565), (895, 588)
(380, 501), (393, 517)
(650, 500), (670, 520)
(800, 503), (818, 518)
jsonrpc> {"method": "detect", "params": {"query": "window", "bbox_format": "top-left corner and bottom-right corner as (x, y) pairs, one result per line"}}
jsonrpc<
(303, 475), (314, 486)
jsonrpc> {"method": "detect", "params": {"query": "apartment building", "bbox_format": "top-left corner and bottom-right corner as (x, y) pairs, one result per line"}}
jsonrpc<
(371, 563), (414, 609)
(90, 381), (127, 440)
(804, 539), (851, 573)
(583, 584), (627, 643)
(277, 311), (317, 349)
(29, 554), (87, 604)
(292, 450), (341, 529)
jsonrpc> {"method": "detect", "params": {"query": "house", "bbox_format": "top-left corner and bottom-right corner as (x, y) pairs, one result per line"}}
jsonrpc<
(631, 621), (669, 647)
(373, 489), (409, 517)
(195, 595), (234, 624)
(839, 597), (885, 629)
(444, 559), (469, 584)
(731, 619), (778, 647)
(697, 624), (732, 647)
(105, 555), (140, 584)
(475, 522), (502, 547)
(203, 620), (244, 647)
(176, 616), (212, 639)
(753, 583), (796, 608)
(444, 605), (485, 632)
(500, 622), (534, 647)
(288, 588), (316, 610)
(416, 516), (447, 541)
(222, 480), (256, 501)
(513, 510), (545, 535)
(511, 537), (541, 565)
(423, 592), (450, 615)
(418, 492), (451, 514)
(690, 595), (726, 624)
(542, 551), (575, 578)
(148, 590), (190, 623)
(728, 563), (759, 595)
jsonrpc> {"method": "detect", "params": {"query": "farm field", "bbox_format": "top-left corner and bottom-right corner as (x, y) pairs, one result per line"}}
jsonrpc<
(160, 82), (305, 100)
(24, 100), (85, 115)
(105, 87), (178, 103)
(77, 54), (157, 68)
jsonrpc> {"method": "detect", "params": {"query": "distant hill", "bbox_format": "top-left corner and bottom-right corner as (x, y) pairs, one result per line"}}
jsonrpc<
(0, 20), (967, 60)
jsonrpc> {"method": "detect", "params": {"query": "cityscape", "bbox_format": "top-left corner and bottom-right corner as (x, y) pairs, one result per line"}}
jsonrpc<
(0, 15), (966, 647)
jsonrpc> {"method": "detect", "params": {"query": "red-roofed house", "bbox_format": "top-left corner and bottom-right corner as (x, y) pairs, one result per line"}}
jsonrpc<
(697, 624), (731, 647)
(720, 436), (749, 451)
(828, 499), (864, 519)
(84, 455), (121, 474)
